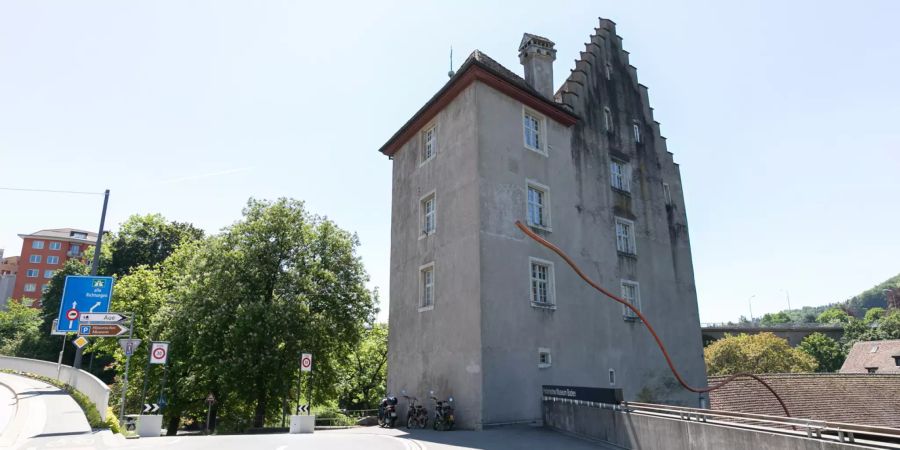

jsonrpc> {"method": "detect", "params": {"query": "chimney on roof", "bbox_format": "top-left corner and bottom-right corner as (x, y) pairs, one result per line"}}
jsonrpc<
(518, 33), (556, 98)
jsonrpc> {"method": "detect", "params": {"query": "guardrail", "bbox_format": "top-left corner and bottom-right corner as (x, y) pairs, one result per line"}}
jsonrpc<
(625, 402), (900, 448)
(0, 356), (110, 421)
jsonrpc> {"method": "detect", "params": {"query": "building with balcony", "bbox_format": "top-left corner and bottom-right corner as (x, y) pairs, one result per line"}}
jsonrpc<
(11, 228), (96, 306)
(381, 18), (705, 429)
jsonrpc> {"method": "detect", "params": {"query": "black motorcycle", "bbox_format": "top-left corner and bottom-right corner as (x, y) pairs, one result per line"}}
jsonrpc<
(430, 395), (455, 431)
(403, 395), (427, 429)
(378, 396), (399, 428)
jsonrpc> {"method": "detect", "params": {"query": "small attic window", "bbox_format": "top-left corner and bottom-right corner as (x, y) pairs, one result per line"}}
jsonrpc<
(866, 367), (877, 374)
(71, 231), (88, 239)
(870, 345), (879, 353)
(893, 356), (900, 367)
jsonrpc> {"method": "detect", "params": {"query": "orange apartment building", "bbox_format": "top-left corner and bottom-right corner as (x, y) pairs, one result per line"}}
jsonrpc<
(11, 228), (96, 306)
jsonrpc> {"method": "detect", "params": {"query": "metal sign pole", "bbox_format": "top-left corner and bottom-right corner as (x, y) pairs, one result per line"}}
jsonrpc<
(74, 189), (109, 370)
(56, 334), (68, 380)
(118, 312), (135, 424)
(140, 348), (152, 411)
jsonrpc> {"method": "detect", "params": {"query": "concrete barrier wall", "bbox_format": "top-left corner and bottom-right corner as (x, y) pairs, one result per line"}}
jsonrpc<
(0, 356), (109, 421)
(543, 402), (872, 450)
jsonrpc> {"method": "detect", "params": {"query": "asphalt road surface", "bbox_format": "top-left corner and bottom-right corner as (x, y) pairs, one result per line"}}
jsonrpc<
(0, 372), (612, 449)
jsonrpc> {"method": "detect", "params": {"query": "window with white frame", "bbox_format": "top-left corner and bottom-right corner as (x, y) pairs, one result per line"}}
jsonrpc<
(47, 256), (59, 265)
(610, 159), (630, 192)
(526, 182), (550, 229)
(615, 217), (636, 255)
(538, 348), (552, 368)
(29, 255), (41, 264)
(24, 283), (36, 292)
(32, 240), (44, 249)
(69, 244), (81, 255)
(26, 269), (39, 278)
(633, 121), (641, 143)
(421, 193), (436, 236)
(529, 258), (555, 306)
(605, 62), (612, 80)
(523, 110), (543, 152)
(603, 107), (613, 132)
(44, 270), (55, 279)
(421, 125), (436, 163)
(662, 182), (673, 205)
(420, 263), (434, 309)
(49, 242), (61, 250)
(621, 280), (641, 319)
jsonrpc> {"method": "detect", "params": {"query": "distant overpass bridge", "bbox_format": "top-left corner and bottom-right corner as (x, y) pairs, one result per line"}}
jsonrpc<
(701, 323), (845, 347)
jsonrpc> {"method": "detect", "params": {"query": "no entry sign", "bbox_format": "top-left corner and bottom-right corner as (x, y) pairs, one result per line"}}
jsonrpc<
(300, 353), (312, 372)
(150, 341), (169, 365)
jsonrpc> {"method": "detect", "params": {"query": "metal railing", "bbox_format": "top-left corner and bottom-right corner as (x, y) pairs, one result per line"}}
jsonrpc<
(625, 402), (900, 449)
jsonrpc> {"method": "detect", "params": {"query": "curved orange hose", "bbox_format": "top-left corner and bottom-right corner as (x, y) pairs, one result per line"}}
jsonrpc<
(515, 221), (791, 418)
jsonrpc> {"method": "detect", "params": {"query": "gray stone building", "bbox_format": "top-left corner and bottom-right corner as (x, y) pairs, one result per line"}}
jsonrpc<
(379, 18), (706, 429)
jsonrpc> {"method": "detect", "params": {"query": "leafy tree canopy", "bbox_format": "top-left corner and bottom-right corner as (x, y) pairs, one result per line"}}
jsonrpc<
(104, 214), (203, 277)
(704, 332), (817, 376)
(798, 332), (845, 372)
(760, 312), (792, 326)
(816, 307), (852, 324)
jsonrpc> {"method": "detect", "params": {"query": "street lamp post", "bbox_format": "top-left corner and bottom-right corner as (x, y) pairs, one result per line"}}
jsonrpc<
(748, 294), (756, 322)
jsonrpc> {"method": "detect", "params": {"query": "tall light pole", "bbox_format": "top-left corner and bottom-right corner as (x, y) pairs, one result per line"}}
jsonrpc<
(748, 294), (756, 322)
(74, 189), (110, 370)
(783, 289), (792, 311)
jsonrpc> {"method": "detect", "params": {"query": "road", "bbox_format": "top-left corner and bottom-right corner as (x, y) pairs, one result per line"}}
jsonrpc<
(0, 372), (612, 449)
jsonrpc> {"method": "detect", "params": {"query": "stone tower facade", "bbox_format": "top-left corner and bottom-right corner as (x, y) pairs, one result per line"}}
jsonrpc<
(380, 18), (706, 429)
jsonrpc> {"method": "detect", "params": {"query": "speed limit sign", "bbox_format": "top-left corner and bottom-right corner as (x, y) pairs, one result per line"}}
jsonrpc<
(150, 341), (169, 364)
(300, 353), (312, 372)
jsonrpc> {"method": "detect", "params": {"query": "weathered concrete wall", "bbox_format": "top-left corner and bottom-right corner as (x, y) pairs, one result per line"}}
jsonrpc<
(387, 83), (483, 429)
(544, 402), (873, 450)
(0, 356), (110, 421)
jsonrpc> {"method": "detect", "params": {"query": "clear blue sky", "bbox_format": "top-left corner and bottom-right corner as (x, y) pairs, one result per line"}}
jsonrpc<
(1, 1), (898, 323)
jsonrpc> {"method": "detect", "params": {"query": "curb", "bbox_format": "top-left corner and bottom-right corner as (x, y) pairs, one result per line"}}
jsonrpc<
(0, 376), (24, 447)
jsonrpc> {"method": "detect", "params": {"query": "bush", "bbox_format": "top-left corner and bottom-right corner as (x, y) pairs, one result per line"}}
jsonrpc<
(105, 407), (122, 434)
(312, 406), (356, 427)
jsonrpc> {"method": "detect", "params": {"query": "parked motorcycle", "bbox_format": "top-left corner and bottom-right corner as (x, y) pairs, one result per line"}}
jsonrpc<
(430, 395), (455, 431)
(403, 395), (428, 429)
(378, 395), (399, 428)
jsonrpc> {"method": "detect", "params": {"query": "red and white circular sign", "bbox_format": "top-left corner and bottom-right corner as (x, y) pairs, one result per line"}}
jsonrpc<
(66, 309), (79, 320)
(153, 347), (167, 360)
(300, 354), (312, 371)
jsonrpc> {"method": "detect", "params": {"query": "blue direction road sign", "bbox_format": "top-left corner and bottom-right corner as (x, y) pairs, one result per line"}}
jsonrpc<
(55, 276), (114, 333)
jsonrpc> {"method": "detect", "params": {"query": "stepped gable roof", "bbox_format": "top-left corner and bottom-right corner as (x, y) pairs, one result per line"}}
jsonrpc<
(708, 373), (900, 428)
(378, 49), (577, 157)
(840, 340), (900, 374)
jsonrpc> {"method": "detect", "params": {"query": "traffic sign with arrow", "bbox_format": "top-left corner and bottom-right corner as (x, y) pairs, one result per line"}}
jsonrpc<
(297, 404), (309, 414)
(79, 312), (129, 323)
(79, 323), (130, 337)
(143, 403), (161, 414)
(119, 338), (141, 356)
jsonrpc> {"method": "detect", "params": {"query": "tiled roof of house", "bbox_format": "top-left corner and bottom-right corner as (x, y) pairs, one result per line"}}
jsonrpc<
(708, 373), (900, 428)
(840, 340), (900, 374)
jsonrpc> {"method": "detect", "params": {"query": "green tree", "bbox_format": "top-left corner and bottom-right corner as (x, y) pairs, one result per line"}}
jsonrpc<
(704, 332), (817, 376)
(864, 307), (886, 324)
(798, 332), (845, 372)
(0, 301), (42, 355)
(816, 307), (852, 324)
(158, 198), (376, 432)
(336, 322), (388, 410)
(105, 214), (203, 277)
(760, 312), (792, 326)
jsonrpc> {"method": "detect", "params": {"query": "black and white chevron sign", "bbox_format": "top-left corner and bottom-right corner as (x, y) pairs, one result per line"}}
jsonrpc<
(296, 404), (309, 414)
(143, 403), (161, 414)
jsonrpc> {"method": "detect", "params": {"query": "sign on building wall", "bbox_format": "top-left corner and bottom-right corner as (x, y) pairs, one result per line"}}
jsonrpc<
(542, 385), (624, 404)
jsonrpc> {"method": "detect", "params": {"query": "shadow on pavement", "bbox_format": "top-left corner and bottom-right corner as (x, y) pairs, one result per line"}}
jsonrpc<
(385, 424), (614, 449)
